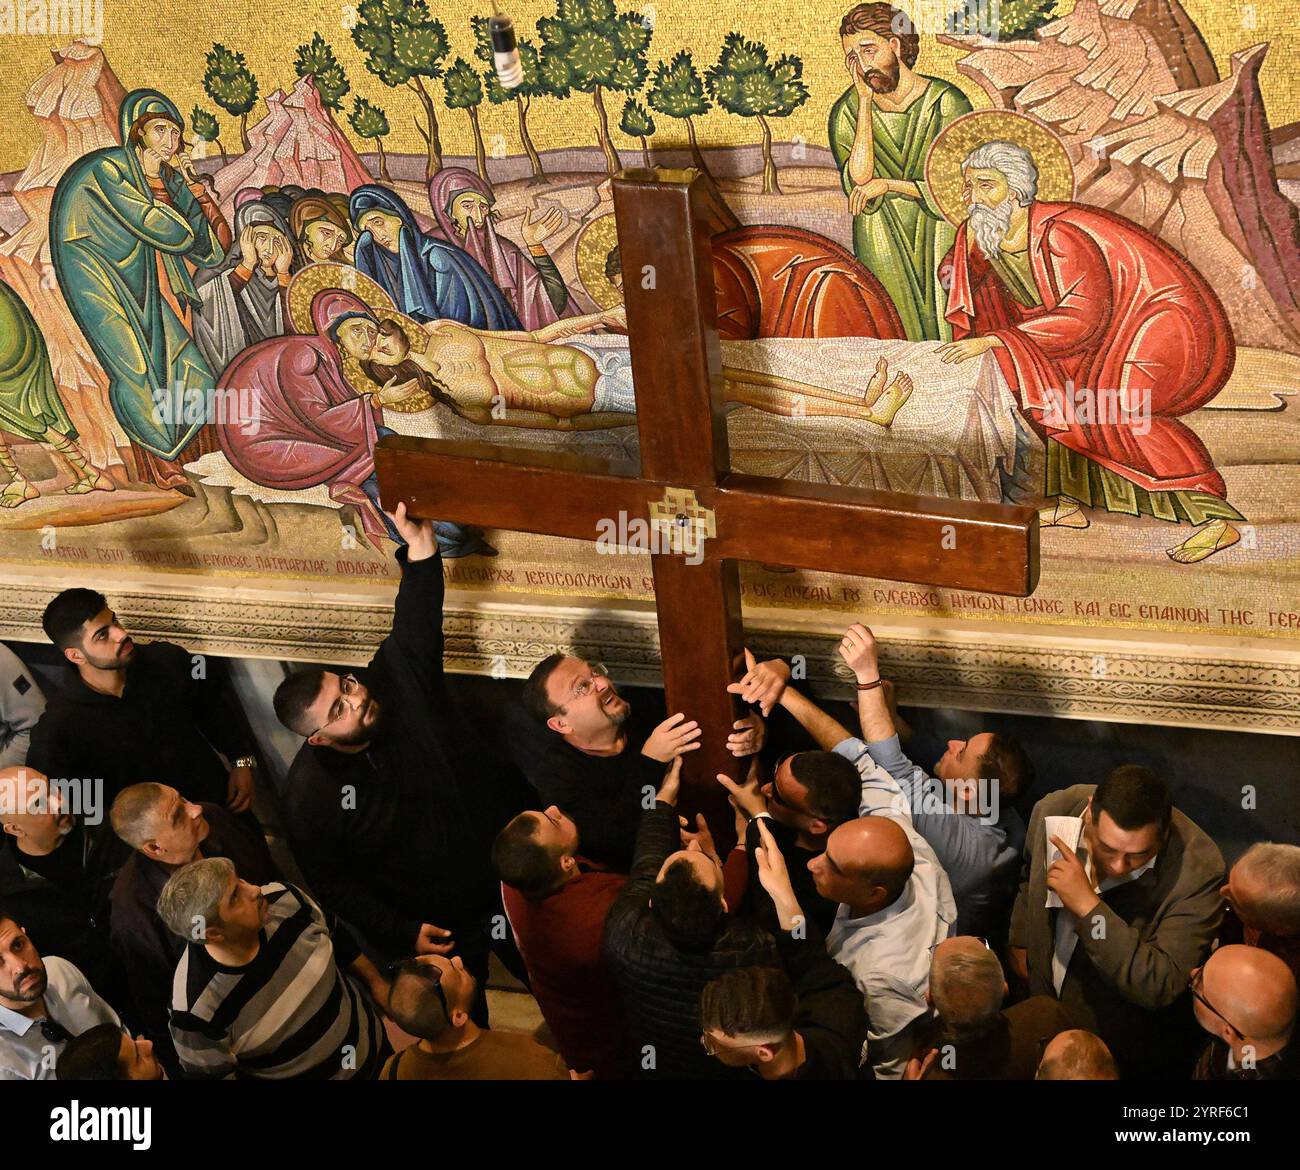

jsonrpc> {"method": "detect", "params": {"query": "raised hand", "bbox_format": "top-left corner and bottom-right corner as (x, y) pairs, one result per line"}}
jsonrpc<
(520, 205), (565, 247)
(726, 710), (765, 758)
(726, 648), (791, 716)
(838, 622), (879, 682)
(716, 757), (767, 821)
(238, 224), (258, 270)
(681, 812), (720, 865)
(656, 756), (683, 807)
(382, 500), (437, 561)
(414, 922), (455, 956)
(642, 712), (702, 763)
(1047, 833), (1100, 917)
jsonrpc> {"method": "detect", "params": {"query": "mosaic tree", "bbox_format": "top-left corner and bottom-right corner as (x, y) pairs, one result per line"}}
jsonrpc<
(349, 97), (393, 182)
(351, 0), (451, 180)
(443, 57), (489, 182)
(619, 96), (655, 169)
(202, 44), (259, 152)
(472, 14), (550, 185)
(295, 33), (351, 113)
(647, 49), (711, 177)
(538, 0), (652, 177)
(705, 32), (808, 195)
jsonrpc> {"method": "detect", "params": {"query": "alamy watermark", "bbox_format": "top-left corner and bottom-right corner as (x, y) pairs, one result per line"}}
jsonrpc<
(0, 774), (104, 826)
(0, 0), (103, 42)
(595, 510), (707, 566)
(152, 382), (261, 436)
(1040, 381), (1151, 437)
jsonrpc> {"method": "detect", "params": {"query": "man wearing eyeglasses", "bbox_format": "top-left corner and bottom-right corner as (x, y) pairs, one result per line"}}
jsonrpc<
(520, 653), (765, 871)
(1190, 945), (1297, 1081)
(0, 911), (122, 1080)
(271, 504), (521, 1016)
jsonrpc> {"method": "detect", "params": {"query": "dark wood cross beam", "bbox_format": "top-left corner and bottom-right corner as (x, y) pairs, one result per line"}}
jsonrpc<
(377, 167), (1039, 849)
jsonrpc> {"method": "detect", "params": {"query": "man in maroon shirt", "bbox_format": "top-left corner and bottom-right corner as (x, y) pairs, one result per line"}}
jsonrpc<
(493, 805), (628, 1078)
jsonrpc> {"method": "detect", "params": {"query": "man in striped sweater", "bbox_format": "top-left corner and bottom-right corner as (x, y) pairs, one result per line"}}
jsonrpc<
(157, 857), (390, 1079)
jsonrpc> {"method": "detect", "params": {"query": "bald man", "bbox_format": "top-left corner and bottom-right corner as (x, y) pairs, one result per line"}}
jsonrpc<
(1191, 944), (1297, 1080)
(811, 811), (956, 1079)
(908, 936), (1070, 1080)
(0, 767), (127, 1002)
(1036, 1029), (1119, 1080)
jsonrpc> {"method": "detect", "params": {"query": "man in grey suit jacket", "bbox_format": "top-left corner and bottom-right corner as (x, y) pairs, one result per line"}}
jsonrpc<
(1009, 765), (1224, 1079)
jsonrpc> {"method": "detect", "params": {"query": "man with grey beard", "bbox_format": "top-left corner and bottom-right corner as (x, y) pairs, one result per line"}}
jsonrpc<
(936, 138), (1244, 565)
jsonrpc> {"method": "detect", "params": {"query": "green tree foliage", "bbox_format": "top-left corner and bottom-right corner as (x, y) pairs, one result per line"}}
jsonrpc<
(443, 57), (489, 182)
(538, 0), (653, 176)
(295, 33), (351, 112)
(351, 0), (451, 179)
(472, 14), (549, 183)
(203, 44), (259, 152)
(619, 96), (654, 169)
(190, 106), (226, 166)
(349, 96), (393, 182)
(647, 49), (711, 176)
(705, 33), (808, 194)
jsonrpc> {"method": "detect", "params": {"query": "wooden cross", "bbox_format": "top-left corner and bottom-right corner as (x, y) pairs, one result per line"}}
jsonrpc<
(377, 168), (1038, 849)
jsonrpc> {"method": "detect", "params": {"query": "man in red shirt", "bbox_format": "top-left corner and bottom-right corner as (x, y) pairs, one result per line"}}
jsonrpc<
(493, 806), (629, 1078)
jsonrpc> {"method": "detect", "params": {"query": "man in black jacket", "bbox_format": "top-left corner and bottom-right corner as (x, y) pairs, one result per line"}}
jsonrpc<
(520, 653), (765, 871)
(28, 589), (259, 812)
(603, 758), (780, 1079)
(0, 765), (129, 1014)
(107, 782), (279, 1075)
(271, 503), (521, 1015)
(700, 819), (868, 1080)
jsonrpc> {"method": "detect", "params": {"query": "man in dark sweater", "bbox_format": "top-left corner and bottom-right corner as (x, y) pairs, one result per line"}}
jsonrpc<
(603, 758), (780, 1079)
(700, 819), (868, 1080)
(28, 589), (260, 812)
(271, 503), (519, 1010)
(718, 752), (862, 937)
(520, 653), (764, 871)
(0, 765), (129, 1013)
(108, 782), (279, 1075)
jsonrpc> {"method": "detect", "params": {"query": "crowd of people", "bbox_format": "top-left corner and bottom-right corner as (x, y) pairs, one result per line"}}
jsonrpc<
(1, 504), (1296, 1082)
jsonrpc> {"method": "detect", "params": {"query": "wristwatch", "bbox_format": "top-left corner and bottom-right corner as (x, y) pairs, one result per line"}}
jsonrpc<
(234, 756), (258, 770)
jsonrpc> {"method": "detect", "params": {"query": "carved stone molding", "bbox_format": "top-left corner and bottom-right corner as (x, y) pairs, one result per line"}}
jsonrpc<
(1, 575), (1296, 734)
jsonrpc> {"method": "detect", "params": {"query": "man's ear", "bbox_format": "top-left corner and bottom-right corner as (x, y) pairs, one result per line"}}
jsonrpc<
(559, 854), (578, 875)
(450, 1007), (469, 1029)
(755, 1045), (776, 1064)
(62, 646), (85, 667)
(141, 840), (163, 858)
(545, 715), (568, 735)
(307, 732), (326, 747)
(807, 817), (829, 837)
(1, 822), (21, 840)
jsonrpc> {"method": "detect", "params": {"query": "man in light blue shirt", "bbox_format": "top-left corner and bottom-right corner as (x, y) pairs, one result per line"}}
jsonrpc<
(835, 623), (1032, 945)
(0, 913), (120, 1080)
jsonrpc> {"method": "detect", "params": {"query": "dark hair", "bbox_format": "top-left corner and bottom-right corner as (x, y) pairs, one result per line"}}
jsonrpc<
(977, 734), (1034, 802)
(604, 245), (621, 281)
(522, 653), (568, 726)
(56, 1023), (126, 1080)
(789, 751), (861, 826)
(1094, 764), (1172, 833)
(272, 668), (327, 735)
(387, 959), (451, 1039)
(699, 966), (796, 1040)
(838, 3), (919, 68)
(653, 858), (723, 949)
(41, 588), (108, 651)
(360, 320), (466, 419)
(492, 813), (564, 898)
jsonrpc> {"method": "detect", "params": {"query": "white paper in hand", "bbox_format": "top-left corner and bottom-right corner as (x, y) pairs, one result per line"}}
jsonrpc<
(1043, 815), (1084, 909)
